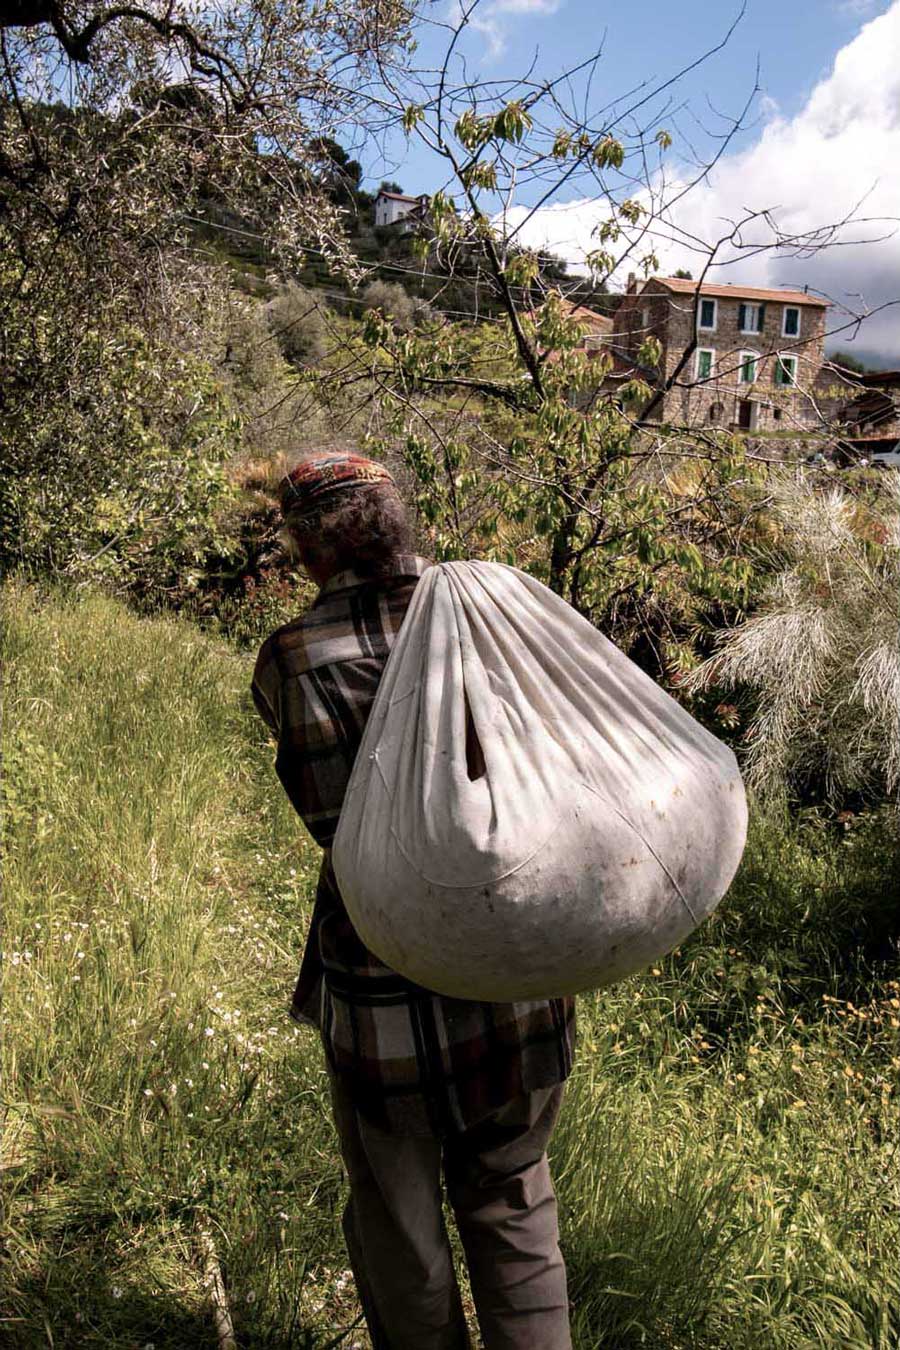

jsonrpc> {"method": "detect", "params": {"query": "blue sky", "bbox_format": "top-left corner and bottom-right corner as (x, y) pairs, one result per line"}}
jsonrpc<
(364, 0), (888, 196)
(356, 0), (900, 361)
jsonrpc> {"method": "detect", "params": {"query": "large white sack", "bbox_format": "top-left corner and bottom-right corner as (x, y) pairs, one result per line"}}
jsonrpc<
(332, 561), (747, 1001)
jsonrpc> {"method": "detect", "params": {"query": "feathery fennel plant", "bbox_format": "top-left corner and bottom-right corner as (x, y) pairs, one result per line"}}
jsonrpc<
(688, 473), (900, 806)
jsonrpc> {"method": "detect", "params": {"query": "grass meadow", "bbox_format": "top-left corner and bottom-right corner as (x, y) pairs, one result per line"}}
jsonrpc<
(2, 581), (899, 1349)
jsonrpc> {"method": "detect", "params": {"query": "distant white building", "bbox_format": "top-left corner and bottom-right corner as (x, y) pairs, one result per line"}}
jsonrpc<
(374, 189), (430, 231)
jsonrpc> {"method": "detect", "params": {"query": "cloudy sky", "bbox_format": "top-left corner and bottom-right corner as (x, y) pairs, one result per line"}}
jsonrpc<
(373, 0), (900, 362)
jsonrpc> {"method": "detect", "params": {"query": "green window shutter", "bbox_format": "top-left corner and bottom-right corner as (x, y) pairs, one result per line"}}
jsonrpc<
(758, 303), (766, 332)
(697, 350), (712, 379)
(738, 303), (747, 330)
(774, 358), (785, 385)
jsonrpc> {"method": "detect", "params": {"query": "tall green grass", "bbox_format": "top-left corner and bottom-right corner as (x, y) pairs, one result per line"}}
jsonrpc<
(2, 582), (898, 1348)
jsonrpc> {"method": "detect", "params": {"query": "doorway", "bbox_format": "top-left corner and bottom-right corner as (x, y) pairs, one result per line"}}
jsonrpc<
(737, 399), (757, 431)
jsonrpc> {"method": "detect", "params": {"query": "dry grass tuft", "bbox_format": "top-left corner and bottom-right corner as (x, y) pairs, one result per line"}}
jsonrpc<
(688, 474), (900, 803)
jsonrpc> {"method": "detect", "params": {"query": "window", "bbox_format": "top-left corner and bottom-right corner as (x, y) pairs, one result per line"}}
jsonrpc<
(698, 298), (717, 331)
(774, 355), (798, 385)
(695, 348), (715, 380)
(739, 302), (766, 334)
(739, 351), (759, 384)
(783, 306), (800, 337)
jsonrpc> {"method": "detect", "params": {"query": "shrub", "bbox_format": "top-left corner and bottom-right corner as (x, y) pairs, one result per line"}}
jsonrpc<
(266, 281), (331, 368)
(687, 474), (900, 807)
(0, 307), (238, 600)
(361, 279), (434, 332)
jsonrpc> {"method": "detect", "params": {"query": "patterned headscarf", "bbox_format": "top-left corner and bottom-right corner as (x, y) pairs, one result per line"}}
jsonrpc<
(279, 452), (395, 520)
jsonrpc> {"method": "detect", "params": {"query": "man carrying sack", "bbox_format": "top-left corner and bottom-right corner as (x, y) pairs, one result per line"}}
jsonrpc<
(251, 451), (575, 1350)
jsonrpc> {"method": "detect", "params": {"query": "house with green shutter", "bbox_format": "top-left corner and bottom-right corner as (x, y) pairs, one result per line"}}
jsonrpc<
(611, 275), (832, 432)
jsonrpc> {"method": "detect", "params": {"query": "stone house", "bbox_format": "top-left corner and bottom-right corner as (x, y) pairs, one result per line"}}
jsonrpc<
(612, 276), (832, 431)
(374, 189), (431, 231)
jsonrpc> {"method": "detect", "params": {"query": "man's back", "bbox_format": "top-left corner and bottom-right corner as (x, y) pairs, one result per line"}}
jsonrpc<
(252, 553), (575, 1137)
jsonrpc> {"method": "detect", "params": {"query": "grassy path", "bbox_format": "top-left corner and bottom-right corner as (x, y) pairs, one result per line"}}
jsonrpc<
(2, 584), (899, 1348)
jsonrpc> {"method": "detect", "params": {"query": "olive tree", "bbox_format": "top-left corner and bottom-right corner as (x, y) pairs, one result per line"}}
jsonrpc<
(0, 0), (415, 583)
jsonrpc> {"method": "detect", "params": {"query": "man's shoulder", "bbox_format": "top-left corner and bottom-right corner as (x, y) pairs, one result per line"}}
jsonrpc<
(254, 556), (430, 682)
(253, 612), (311, 676)
(253, 596), (378, 682)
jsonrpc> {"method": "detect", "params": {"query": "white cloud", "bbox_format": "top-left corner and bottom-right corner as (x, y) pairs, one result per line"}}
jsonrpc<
(835, 0), (882, 16)
(492, 0), (562, 11)
(501, 2), (900, 360)
(445, 0), (563, 61)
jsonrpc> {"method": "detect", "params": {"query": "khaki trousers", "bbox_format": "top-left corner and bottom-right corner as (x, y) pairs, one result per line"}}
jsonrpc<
(328, 1074), (571, 1350)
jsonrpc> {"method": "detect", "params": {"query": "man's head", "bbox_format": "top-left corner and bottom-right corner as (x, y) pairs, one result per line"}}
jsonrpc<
(279, 452), (412, 585)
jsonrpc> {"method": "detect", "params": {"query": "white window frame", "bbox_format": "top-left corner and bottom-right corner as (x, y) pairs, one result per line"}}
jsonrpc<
(695, 347), (715, 381)
(774, 353), (798, 386)
(782, 306), (801, 338)
(740, 303), (765, 335)
(697, 297), (718, 332)
(739, 350), (759, 385)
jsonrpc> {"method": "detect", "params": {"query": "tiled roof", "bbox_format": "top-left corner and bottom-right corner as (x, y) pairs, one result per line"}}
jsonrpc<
(376, 190), (424, 204)
(859, 370), (900, 386)
(561, 299), (614, 333)
(648, 277), (832, 307)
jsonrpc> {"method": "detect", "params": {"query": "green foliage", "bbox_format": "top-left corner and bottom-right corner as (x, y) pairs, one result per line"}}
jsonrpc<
(637, 333), (663, 367)
(0, 290), (238, 596)
(492, 100), (533, 144)
(592, 134), (625, 169)
(454, 101), (533, 151)
(459, 160), (499, 191)
(503, 251), (540, 287)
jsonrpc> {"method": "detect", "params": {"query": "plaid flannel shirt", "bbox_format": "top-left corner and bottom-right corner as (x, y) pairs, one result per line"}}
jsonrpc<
(251, 553), (575, 1136)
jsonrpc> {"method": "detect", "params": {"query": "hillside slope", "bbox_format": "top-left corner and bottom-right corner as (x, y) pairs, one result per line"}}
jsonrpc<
(2, 583), (898, 1348)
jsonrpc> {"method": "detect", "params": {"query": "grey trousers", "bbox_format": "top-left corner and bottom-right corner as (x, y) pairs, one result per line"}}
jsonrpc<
(328, 1074), (572, 1350)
